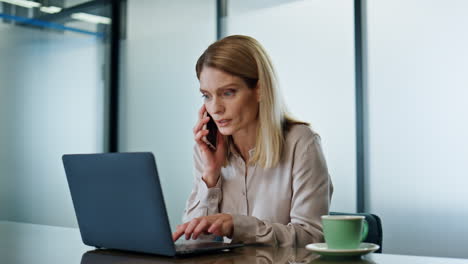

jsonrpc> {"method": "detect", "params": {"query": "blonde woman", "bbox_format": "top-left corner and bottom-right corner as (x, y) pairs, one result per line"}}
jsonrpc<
(172, 35), (333, 247)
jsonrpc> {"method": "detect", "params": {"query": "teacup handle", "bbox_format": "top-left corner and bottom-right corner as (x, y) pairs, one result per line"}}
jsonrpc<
(361, 219), (369, 242)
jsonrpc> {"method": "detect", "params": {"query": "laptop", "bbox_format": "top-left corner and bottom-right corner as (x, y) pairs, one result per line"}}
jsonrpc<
(62, 152), (243, 256)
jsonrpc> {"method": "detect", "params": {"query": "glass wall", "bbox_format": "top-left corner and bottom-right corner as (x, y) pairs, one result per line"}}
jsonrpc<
(119, 0), (216, 229)
(0, 0), (111, 227)
(222, 0), (357, 213)
(365, 0), (468, 258)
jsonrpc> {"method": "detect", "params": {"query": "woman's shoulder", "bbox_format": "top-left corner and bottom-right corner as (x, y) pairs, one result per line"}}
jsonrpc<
(285, 123), (319, 143)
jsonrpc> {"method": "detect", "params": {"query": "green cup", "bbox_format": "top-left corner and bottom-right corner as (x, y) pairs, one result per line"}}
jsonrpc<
(321, 215), (368, 249)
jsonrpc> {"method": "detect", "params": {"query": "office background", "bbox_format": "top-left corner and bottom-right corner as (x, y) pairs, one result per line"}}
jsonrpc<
(0, 0), (467, 259)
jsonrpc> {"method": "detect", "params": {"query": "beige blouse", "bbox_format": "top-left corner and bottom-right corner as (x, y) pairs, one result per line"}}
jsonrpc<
(182, 124), (333, 247)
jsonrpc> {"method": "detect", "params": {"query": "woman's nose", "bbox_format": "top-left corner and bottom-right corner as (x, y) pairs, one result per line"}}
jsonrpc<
(208, 97), (224, 115)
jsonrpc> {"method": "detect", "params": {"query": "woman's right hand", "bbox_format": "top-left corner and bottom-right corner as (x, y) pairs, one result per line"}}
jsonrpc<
(193, 105), (226, 188)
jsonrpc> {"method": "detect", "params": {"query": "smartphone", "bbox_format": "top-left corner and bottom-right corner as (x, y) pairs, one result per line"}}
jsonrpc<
(202, 112), (218, 150)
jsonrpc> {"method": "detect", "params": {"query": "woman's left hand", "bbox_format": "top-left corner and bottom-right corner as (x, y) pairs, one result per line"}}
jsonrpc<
(172, 213), (234, 241)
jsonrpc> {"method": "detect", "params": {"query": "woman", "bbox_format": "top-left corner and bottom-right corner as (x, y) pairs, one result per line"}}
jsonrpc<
(172, 35), (333, 247)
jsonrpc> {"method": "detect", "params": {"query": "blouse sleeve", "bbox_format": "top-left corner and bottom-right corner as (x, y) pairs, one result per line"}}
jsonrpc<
(182, 145), (223, 223)
(230, 133), (333, 247)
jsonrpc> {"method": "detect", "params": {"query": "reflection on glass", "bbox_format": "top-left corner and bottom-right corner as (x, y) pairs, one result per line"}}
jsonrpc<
(79, 246), (383, 264)
(0, 0), (111, 227)
(310, 257), (376, 264)
(80, 247), (321, 264)
(0, 0), (111, 38)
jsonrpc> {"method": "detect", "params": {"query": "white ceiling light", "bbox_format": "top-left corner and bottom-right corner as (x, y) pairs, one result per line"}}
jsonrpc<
(39, 6), (62, 14)
(0, 0), (41, 8)
(71, 12), (111, 25)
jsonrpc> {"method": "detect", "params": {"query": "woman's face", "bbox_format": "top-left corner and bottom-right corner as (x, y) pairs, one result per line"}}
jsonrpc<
(199, 66), (259, 137)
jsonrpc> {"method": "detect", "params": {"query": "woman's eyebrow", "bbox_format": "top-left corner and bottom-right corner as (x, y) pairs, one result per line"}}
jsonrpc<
(199, 83), (238, 93)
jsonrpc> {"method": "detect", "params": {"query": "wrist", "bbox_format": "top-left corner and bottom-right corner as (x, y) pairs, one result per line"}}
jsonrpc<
(202, 172), (220, 188)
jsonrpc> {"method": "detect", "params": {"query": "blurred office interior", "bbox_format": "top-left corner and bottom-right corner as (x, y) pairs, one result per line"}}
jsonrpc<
(0, 0), (467, 259)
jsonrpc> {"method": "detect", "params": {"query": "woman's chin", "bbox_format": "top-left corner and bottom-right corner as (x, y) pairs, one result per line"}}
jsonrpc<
(218, 127), (233, 136)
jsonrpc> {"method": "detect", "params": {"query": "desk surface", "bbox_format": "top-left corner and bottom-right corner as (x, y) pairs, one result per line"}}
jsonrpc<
(1, 221), (466, 264)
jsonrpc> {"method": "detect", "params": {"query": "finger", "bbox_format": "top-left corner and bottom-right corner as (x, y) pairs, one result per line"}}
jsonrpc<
(197, 143), (212, 159)
(192, 218), (210, 240)
(195, 131), (211, 151)
(197, 142), (211, 155)
(198, 104), (206, 120)
(172, 223), (187, 241)
(195, 130), (209, 144)
(222, 217), (234, 238)
(193, 116), (210, 135)
(208, 218), (224, 235)
(172, 230), (184, 241)
(185, 218), (200, 240)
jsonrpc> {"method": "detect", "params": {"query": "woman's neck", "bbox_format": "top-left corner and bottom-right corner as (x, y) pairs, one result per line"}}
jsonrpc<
(232, 122), (258, 162)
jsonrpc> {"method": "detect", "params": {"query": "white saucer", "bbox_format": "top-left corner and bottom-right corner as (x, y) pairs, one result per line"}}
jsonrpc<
(306, 243), (380, 257)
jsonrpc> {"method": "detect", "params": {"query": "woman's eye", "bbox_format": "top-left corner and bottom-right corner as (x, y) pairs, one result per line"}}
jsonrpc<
(224, 90), (236, 96)
(201, 94), (209, 100)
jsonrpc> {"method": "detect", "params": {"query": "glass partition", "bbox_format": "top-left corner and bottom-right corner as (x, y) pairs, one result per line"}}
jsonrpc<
(365, 0), (468, 258)
(0, 0), (112, 227)
(222, 0), (357, 213)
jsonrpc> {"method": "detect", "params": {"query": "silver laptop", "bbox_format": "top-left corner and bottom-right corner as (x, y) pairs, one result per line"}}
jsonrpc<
(62, 152), (243, 256)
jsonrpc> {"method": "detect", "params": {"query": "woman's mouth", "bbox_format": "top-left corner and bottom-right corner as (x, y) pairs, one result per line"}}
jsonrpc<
(216, 119), (231, 127)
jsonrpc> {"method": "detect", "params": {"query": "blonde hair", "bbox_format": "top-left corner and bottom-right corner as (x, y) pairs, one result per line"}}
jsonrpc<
(196, 35), (308, 168)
